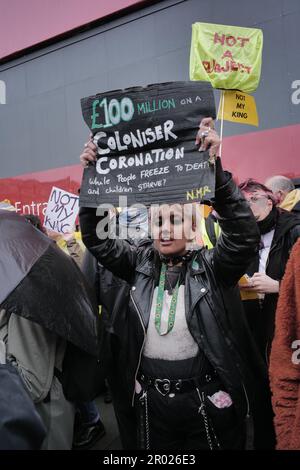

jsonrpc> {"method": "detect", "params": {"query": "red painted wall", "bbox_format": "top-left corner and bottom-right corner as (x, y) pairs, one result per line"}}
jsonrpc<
(0, 164), (83, 219)
(222, 124), (300, 183)
(0, 0), (146, 60)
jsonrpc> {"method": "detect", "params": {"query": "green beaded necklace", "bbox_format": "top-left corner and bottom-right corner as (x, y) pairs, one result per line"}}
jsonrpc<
(155, 263), (180, 336)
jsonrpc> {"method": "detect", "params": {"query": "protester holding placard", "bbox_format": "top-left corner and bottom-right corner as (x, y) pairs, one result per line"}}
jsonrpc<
(79, 117), (273, 450)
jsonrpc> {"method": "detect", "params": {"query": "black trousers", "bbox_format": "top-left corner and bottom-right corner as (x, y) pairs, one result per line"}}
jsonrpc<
(135, 379), (245, 450)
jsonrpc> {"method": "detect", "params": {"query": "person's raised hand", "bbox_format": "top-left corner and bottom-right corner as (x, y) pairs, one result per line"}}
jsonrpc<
(195, 117), (221, 162)
(80, 134), (97, 168)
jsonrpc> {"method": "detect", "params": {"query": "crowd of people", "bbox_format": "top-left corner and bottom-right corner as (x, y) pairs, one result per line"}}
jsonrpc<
(1, 118), (300, 450)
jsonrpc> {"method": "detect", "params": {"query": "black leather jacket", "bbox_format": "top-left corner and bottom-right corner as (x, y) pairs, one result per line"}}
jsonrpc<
(80, 172), (267, 425)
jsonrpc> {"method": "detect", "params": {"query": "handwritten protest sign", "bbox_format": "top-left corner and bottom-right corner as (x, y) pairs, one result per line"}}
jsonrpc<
(44, 187), (79, 234)
(190, 22), (263, 93)
(79, 81), (216, 207)
(217, 90), (259, 126)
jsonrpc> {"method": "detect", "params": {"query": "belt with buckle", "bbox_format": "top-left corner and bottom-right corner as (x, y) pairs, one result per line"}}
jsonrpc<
(137, 371), (218, 397)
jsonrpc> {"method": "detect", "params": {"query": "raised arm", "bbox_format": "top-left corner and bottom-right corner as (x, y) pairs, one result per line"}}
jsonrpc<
(79, 206), (141, 284)
(79, 138), (144, 283)
(197, 118), (260, 286)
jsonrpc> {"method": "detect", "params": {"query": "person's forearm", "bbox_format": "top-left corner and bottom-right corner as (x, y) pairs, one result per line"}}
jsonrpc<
(79, 207), (103, 250)
(215, 157), (231, 189)
(79, 207), (137, 283)
(211, 163), (260, 286)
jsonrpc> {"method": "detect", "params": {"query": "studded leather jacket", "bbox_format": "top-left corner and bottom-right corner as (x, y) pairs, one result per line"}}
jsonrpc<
(80, 165), (270, 428)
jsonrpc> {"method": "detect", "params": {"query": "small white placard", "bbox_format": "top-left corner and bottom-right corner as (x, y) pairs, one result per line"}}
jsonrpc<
(43, 186), (79, 234)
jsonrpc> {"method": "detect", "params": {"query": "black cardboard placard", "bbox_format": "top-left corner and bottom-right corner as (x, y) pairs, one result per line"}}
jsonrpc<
(80, 81), (216, 207)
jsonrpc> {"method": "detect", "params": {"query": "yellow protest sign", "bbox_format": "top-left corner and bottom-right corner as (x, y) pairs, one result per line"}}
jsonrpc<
(190, 22), (263, 93)
(217, 90), (259, 126)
